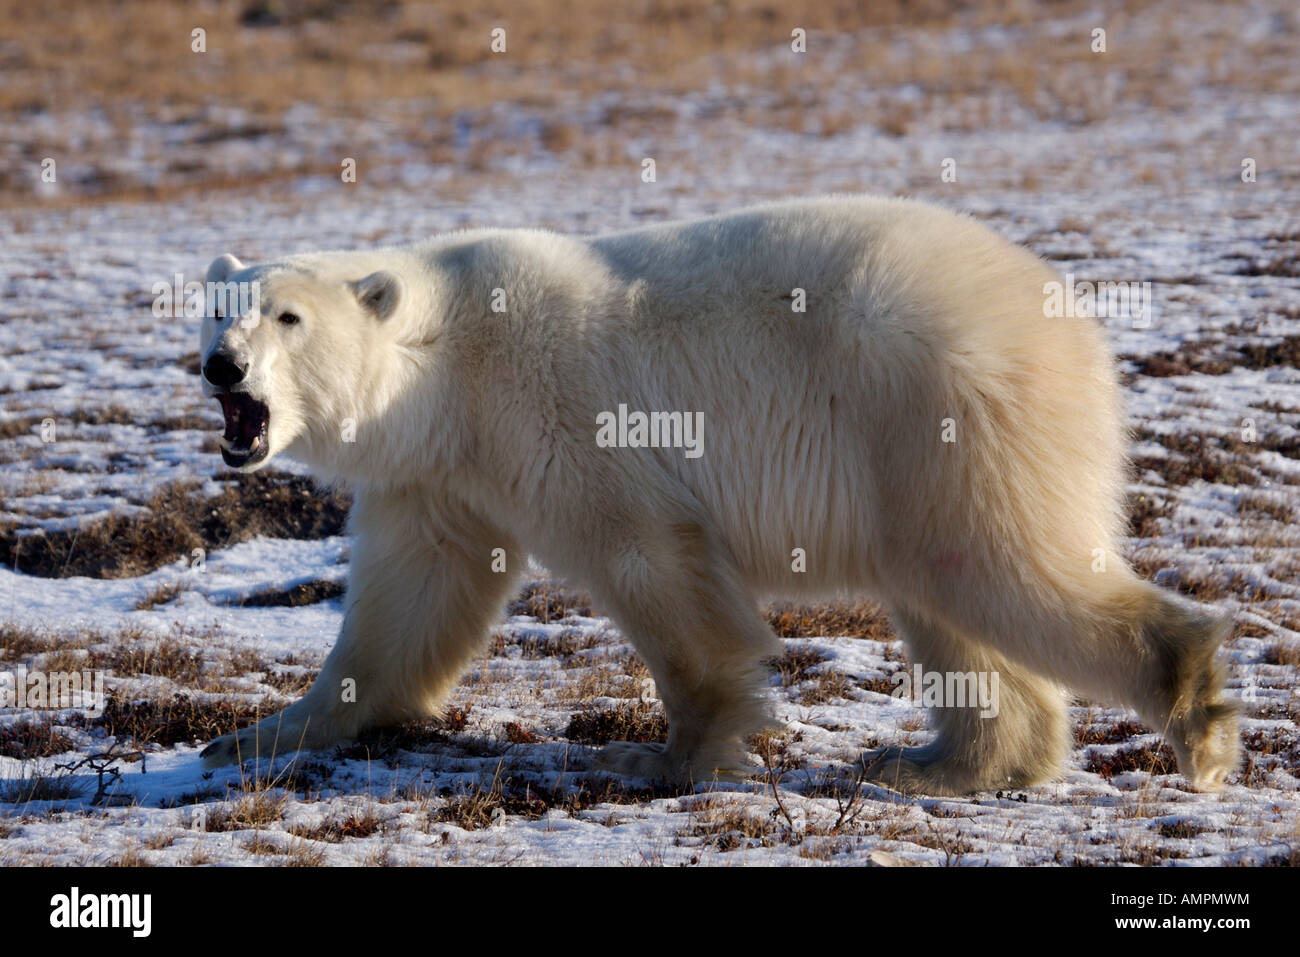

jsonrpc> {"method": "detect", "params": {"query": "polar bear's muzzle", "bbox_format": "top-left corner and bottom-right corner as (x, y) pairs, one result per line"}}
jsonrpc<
(215, 391), (271, 469)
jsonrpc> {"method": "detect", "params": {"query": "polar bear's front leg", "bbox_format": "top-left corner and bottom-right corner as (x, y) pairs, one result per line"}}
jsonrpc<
(202, 488), (519, 768)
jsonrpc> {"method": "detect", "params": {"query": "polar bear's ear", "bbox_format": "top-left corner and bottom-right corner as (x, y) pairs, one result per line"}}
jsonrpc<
(206, 254), (245, 285)
(350, 271), (404, 321)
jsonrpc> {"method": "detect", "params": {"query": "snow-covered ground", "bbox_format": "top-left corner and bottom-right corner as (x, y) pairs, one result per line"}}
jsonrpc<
(0, 0), (1297, 864)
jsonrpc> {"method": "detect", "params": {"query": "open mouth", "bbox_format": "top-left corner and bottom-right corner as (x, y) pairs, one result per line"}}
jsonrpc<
(215, 392), (270, 468)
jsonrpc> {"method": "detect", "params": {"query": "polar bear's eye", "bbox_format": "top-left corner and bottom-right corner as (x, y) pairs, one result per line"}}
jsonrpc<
(277, 312), (301, 326)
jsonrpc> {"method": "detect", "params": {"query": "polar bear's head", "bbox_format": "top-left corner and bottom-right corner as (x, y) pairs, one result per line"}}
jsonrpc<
(199, 253), (406, 472)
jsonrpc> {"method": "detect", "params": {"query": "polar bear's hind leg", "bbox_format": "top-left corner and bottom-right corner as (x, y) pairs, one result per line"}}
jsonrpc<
(860, 609), (1071, 795)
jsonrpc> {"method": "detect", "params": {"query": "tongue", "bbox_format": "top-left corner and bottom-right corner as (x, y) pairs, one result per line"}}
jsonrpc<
(219, 395), (243, 443)
(218, 395), (261, 448)
(238, 415), (260, 445)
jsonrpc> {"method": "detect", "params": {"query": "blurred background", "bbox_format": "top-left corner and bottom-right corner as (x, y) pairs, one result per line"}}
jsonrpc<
(2, 0), (1295, 211)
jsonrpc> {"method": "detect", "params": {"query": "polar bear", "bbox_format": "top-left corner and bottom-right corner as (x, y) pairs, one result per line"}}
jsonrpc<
(196, 195), (1240, 794)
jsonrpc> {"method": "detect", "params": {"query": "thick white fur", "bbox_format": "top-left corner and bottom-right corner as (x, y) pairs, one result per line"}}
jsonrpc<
(197, 195), (1240, 793)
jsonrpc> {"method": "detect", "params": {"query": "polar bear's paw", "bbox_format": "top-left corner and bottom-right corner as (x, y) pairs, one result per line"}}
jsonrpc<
(200, 711), (321, 769)
(857, 745), (987, 796)
(593, 741), (747, 788)
(593, 741), (684, 783)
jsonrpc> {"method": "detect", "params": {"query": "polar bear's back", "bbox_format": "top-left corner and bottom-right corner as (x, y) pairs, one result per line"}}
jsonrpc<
(586, 195), (1090, 394)
(590, 194), (1047, 319)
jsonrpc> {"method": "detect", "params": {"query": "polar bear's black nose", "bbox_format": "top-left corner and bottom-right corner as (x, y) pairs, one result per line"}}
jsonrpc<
(203, 353), (247, 388)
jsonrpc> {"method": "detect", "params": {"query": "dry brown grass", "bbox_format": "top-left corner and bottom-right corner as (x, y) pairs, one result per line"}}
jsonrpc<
(0, 623), (55, 659)
(242, 835), (284, 856)
(506, 583), (595, 622)
(1083, 741), (1180, 780)
(1130, 441), (1258, 489)
(420, 773), (670, 839)
(1074, 718), (1152, 747)
(0, 765), (83, 804)
(1127, 491), (1173, 538)
(771, 642), (862, 705)
(18, 0), (1283, 207)
(105, 844), (152, 867)
(93, 693), (267, 749)
(281, 839), (328, 866)
(0, 722), (77, 759)
(431, 781), (550, 831)
(798, 668), (855, 705)
(687, 794), (780, 850)
(262, 664), (320, 698)
(0, 471), (349, 578)
(181, 846), (214, 865)
(134, 581), (186, 611)
(765, 601), (895, 640)
(564, 703), (668, 745)
(1263, 642), (1300, 668)
(770, 645), (829, 685)
(228, 647), (272, 676)
(235, 580), (346, 607)
(503, 721), (539, 744)
(497, 626), (605, 661)
(1238, 494), (1297, 526)
(89, 637), (206, 685)
(288, 807), (387, 842)
(205, 790), (288, 832)
(751, 728), (807, 772)
(0, 409), (218, 449)
(0, 0), (973, 117)
(557, 663), (649, 702)
(1128, 341), (1240, 378)
(35, 640), (89, 670)
(1130, 421), (1300, 492)
(0, 0), (991, 206)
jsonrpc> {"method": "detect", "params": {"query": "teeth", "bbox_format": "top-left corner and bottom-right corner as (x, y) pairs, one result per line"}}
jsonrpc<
(218, 434), (263, 454)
